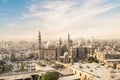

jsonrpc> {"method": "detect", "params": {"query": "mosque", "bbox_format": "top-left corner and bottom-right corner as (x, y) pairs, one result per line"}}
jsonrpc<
(37, 31), (94, 64)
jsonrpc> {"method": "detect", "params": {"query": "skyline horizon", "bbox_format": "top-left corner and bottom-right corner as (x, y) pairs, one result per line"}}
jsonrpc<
(0, 31), (120, 41)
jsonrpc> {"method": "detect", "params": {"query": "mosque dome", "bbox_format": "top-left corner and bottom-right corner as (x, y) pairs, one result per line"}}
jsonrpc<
(78, 39), (85, 47)
(64, 51), (69, 58)
(45, 41), (56, 49)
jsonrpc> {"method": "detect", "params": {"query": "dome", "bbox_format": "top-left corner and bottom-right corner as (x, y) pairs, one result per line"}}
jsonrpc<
(45, 41), (56, 49)
(64, 51), (69, 57)
(78, 39), (85, 47)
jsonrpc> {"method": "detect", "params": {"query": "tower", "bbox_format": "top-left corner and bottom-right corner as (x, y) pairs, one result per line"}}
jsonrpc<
(68, 33), (70, 50)
(38, 31), (42, 59)
(59, 37), (62, 47)
(69, 39), (74, 65)
(70, 46), (74, 65)
(57, 37), (62, 61)
(38, 31), (41, 49)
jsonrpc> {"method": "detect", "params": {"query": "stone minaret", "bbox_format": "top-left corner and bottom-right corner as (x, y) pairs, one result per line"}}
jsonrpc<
(68, 33), (70, 50)
(57, 37), (62, 61)
(70, 46), (74, 65)
(38, 31), (42, 59)
(59, 37), (62, 49)
(69, 39), (74, 65)
(38, 31), (41, 48)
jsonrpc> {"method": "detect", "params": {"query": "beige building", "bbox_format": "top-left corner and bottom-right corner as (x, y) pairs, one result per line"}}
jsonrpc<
(44, 49), (56, 60)
(56, 62), (120, 80)
(116, 64), (120, 70)
(68, 63), (120, 80)
(37, 31), (94, 63)
(37, 31), (56, 61)
(37, 46), (56, 61)
(37, 32), (74, 63)
(73, 46), (94, 61)
(95, 49), (120, 62)
(94, 49), (120, 68)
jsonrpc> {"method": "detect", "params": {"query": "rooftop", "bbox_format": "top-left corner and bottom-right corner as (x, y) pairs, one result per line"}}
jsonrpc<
(71, 63), (120, 80)
(59, 75), (80, 80)
(105, 59), (120, 62)
(58, 69), (73, 76)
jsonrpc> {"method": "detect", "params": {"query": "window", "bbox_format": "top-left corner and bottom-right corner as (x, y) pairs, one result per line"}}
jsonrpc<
(80, 73), (81, 76)
(52, 54), (54, 56)
(75, 71), (76, 74)
(46, 54), (48, 56)
(85, 75), (87, 79)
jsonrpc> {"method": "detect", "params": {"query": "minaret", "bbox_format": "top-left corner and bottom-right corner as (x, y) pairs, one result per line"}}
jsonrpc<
(70, 46), (74, 65)
(68, 33), (70, 50)
(38, 31), (42, 59)
(38, 31), (41, 49)
(57, 37), (62, 61)
(59, 37), (62, 48)
(69, 39), (74, 65)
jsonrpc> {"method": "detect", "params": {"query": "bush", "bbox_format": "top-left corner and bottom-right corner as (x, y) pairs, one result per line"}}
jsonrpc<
(87, 57), (99, 63)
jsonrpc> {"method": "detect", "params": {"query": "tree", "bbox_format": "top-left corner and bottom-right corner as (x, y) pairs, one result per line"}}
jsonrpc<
(0, 60), (6, 73)
(0, 60), (6, 66)
(87, 56), (99, 63)
(41, 71), (60, 80)
(0, 60), (13, 74)
(20, 62), (25, 71)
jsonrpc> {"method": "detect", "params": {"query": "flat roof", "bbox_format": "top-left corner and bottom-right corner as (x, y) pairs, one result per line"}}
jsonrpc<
(58, 69), (73, 76)
(42, 66), (56, 71)
(0, 74), (31, 80)
(71, 63), (120, 80)
(105, 59), (120, 62)
(59, 75), (80, 80)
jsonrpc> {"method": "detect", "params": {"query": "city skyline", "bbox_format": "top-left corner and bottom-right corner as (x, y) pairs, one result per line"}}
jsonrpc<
(0, 0), (120, 40)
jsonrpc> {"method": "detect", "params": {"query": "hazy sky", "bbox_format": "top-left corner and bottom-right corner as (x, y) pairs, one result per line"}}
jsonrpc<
(0, 0), (120, 40)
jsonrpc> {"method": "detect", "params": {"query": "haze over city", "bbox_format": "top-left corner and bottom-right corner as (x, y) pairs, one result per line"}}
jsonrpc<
(0, 0), (120, 40)
(1, 0), (120, 80)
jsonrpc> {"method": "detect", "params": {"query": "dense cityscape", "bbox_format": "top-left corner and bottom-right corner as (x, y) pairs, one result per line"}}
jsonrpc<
(0, 32), (120, 80)
(0, 0), (120, 80)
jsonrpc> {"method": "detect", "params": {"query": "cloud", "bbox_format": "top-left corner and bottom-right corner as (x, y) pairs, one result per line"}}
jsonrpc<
(22, 0), (120, 39)
(5, 23), (16, 27)
(28, 4), (38, 12)
(1, 0), (120, 40)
